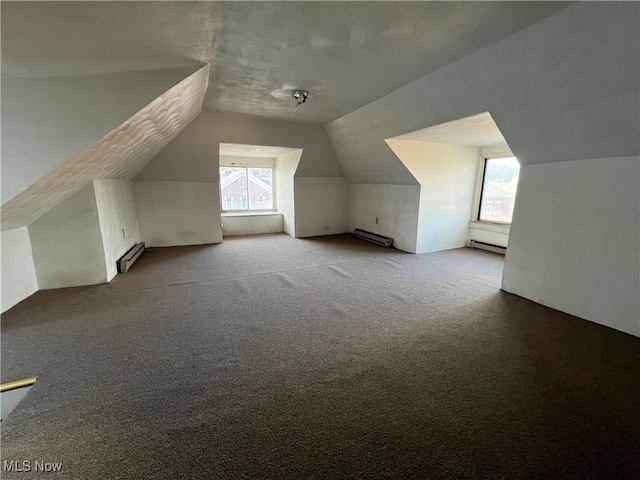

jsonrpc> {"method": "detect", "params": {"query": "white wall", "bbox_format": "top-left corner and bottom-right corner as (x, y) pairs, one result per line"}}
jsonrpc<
(222, 214), (283, 237)
(386, 141), (478, 253)
(468, 222), (510, 248)
(134, 181), (222, 247)
(29, 183), (108, 289)
(94, 179), (141, 281)
(503, 156), (640, 337)
(295, 177), (350, 238)
(1, 227), (38, 313)
(349, 184), (420, 253)
(276, 150), (302, 236)
(137, 111), (349, 242)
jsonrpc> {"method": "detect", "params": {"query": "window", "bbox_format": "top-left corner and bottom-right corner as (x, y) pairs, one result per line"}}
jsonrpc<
(220, 166), (274, 212)
(478, 156), (520, 224)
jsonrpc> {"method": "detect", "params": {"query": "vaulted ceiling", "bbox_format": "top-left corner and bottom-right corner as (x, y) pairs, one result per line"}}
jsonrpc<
(2, 1), (572, 124)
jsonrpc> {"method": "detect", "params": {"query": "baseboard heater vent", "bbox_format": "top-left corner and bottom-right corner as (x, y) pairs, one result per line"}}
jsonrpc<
(117, 242), (146, 273)
(352, 229), (393, 248)
(469, 240), (507, 256)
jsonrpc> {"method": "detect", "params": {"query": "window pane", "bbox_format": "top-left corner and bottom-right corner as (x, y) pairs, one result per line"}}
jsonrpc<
(248, 168), (273, 210)
(479, 157), (520, 223)
(220, 167), (247, 211)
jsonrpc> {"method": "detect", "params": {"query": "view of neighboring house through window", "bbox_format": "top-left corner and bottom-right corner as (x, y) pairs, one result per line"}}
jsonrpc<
(478, 156), (520, 223)
(220, 166), (274, 211)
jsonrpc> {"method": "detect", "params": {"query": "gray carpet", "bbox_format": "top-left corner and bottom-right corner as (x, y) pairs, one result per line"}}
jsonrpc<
(1, 233), (639, 479)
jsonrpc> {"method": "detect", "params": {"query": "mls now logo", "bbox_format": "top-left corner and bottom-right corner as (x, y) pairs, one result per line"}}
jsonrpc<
(3, 460), (63, 472)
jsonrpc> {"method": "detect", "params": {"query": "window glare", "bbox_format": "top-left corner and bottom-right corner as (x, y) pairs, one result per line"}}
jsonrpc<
(479, 157), (519, 223)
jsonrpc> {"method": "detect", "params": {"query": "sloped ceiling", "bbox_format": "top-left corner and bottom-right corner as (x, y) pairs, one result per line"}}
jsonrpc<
(1, 66), (209, 231)
(326, 2), (639, 183)
(390, 112), (508, 148)
(136, 109), (344, 182)
(2, 1), (572, 124)
(2, 66), (205, 205)
(8, 2), (629, 195)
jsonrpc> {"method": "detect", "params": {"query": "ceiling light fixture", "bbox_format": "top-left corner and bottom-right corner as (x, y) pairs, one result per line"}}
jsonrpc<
(292, 90), (309, 111)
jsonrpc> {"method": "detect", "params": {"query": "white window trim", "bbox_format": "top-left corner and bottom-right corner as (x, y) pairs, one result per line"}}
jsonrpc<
(470, 151), (516, 228)
(219, 164), (277, 213)
(222, 211), (282, 218)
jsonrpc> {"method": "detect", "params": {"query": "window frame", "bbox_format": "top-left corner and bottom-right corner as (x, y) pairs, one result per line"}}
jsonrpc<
(473, 152), (519, 226)
(219, 164), (276, 214)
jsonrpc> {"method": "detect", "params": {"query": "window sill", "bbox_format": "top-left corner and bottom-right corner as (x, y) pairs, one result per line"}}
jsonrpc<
(222, 211), (281, 218)
(469, 221), (511, 234)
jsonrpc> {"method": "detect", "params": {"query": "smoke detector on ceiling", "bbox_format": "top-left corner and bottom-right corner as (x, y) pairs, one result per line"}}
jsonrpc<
(292, 90), (309, 111)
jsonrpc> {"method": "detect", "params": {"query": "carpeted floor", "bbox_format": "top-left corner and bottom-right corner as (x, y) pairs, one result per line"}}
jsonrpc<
(1, 233), (639, 479)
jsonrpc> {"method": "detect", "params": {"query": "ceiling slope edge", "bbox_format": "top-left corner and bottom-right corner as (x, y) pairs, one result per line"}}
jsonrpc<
(1, 65), (209, 231)
(323, 121), (419, 186)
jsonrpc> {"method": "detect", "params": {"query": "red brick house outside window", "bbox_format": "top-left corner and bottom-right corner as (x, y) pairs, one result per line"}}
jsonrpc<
(220, 167), (274, 211)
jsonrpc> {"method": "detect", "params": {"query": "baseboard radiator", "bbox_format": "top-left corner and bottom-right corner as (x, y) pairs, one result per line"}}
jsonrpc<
(117, 242), (146, 273)
(352, 228), (393, 248)
(469, 240), (507, 256)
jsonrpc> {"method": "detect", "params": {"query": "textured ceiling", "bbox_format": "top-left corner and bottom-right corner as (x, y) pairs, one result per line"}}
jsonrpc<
(220, 143), (300, 159)
(2, 1), (572, 124)
(1, 67), (209, 231)
(390, 112), (508, 147)
(1, 2), (223, 76)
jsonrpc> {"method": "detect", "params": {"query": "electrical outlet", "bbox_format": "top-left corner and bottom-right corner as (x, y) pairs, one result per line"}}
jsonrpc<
(375, 217), (379, 224)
